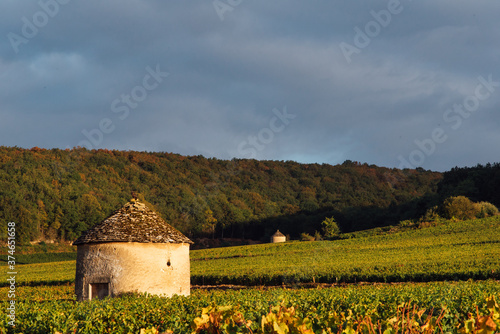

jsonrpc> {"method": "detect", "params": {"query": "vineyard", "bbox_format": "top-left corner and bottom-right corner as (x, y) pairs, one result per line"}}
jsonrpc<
(1, 281), (499, 333)
(4, 216), (500, 288)
(1, 216), (500, 333)
(190, 216), (500, 285)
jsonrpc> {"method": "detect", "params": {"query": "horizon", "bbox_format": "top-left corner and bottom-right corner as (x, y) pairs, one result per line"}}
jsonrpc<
(4, 144), (499, 173)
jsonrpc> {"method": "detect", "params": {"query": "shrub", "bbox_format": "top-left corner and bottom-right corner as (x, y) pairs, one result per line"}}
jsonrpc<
(300, 233), (315, 242)
(474, 201), (499, 218)
(398, 219), (415, 228)
(419, 205), (442, 223)
(441, 196), (478, 220)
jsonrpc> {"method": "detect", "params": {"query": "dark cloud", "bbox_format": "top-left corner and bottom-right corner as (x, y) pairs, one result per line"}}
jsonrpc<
(1, 0), (499, 171)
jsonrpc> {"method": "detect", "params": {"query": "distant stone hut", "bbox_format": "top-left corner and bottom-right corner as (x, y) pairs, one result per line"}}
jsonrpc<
(73, 199), (192, 301)
(271, 230), (286, 243)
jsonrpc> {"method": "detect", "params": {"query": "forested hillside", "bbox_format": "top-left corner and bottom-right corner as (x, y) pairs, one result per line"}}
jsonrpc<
(438, 163), (500, 208)
(0, 147), (443, 243)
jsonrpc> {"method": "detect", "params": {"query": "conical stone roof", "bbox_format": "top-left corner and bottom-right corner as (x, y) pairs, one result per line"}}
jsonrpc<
(73, 199), (192, 245)
(272, 230), (285, 237)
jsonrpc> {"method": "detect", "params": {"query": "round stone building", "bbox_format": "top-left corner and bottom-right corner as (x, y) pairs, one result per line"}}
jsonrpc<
(73, 199), (192, 301)
(271, 230), (286, 243)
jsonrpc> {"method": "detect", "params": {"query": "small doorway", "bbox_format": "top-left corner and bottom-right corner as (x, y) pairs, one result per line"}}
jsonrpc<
(89, 282), (109, 300)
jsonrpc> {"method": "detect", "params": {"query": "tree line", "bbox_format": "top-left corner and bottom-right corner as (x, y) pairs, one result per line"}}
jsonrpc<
(2, 146), (495, 244)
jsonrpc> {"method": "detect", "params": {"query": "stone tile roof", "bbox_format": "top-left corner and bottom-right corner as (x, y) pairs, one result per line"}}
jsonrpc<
(272, 230), (285, 237)
(73, 199), (193, 245)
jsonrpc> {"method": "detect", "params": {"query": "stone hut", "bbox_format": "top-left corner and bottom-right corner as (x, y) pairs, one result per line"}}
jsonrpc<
(73, 199), (192, 301)
(271, 230), (286, 243)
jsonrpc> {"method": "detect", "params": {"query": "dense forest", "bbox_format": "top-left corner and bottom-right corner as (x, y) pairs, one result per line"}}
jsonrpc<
(438, 163), (500, 208)
(0, 146), (497, 244)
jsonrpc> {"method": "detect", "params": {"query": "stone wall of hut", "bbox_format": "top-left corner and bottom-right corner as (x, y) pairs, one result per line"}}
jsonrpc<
(271, 235), (286, 243)
(75, 242), (190, 301)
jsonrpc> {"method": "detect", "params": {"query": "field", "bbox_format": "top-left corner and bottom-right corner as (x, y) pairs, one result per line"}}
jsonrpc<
(1, 217), (500, 333)
(6, 216), (500, 287)
(191, 217), (500, 285)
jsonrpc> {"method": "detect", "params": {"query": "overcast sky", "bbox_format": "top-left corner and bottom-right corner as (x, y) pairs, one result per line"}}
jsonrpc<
(1, 1), (499, 171)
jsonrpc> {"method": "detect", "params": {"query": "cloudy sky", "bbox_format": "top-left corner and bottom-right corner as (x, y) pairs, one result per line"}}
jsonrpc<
(1, 0), (499, 171)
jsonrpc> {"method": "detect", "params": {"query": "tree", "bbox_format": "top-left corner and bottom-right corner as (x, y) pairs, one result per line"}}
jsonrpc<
(0, 146), (445, 242)
(47, 206), (63, 241)
(77, 193), (105, 229)
(322, 217), (341, 239)
(441, 196), (477, 220)
(202, 209), (217, 239)
(36, 200), (48, 236)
